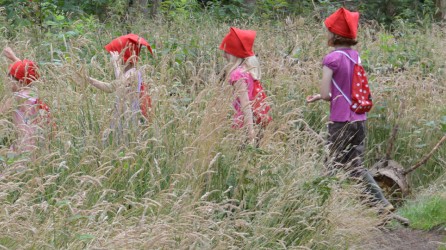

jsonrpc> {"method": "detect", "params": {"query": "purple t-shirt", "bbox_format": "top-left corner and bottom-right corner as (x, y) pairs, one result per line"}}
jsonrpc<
(323, 48), (366, 122)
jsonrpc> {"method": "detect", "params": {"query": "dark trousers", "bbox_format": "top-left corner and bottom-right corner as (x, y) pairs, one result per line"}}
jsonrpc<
(327, 121), (391, 206)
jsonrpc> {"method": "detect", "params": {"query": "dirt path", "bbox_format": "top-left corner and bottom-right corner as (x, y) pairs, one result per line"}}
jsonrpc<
(362, 226), (446, 250)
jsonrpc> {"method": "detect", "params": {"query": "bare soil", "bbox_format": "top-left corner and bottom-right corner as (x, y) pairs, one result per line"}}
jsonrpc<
(361, 226), (446, 250)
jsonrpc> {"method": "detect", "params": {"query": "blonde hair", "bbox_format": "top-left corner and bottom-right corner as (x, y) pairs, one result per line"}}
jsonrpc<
(225, 54), (261, 81)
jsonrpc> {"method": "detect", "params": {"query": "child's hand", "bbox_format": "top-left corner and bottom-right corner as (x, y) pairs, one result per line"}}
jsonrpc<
(0, 96), (13, 114)
(3, 47), (20, 62)
(110, 51), (120, 63)
(68, 64), (89, 87)
(248, 129), (256, 145)
(306, 94), (321, 103)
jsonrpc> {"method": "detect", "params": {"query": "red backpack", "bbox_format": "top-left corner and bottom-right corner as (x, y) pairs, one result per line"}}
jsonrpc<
(36, 98), (58, 133)
(35, 99), (51, 121)
(251, 80), (272, 127)
(331, 50), (373, 114)
(137, 72), (152, 119)
(15, 92), (55, 129)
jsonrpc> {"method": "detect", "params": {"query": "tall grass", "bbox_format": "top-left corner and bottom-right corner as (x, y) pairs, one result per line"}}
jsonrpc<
(0, 13), (445, 248)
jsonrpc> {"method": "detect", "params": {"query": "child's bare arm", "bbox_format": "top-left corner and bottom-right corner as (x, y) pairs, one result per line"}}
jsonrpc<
(0, 96), (14, 113)
(234, 80), (255, 142)
(110, 51), (123, 79)
(306, 66), (333, 103)
(87, 77), (118, 93)
(3, 47), (21, 62)
(319, 66), (333, 100)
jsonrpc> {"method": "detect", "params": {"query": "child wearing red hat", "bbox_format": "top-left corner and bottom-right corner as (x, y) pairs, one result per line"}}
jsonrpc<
(219, 27), (272, 145)
(84, 34), (153, 144)
(1, 47), (52, 158)
(306, 8), (394, 212)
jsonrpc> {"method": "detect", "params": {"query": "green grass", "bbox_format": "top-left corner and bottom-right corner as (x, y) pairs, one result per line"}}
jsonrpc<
(0, 10), (445, 249)
(399, 195), (446, 230)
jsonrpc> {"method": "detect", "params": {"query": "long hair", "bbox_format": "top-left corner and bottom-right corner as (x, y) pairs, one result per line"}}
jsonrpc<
(225, 53), (261, 81)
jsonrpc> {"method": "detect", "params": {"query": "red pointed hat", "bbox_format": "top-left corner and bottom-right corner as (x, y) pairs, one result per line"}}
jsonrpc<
(219, 27), (256, 58)
(324, 8), (359, 39)
(104, 34), (153, 63)
(8, 59), (39, 84)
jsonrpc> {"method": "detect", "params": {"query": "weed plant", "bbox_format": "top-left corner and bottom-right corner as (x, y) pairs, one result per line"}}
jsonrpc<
(0, 13), (445, 248)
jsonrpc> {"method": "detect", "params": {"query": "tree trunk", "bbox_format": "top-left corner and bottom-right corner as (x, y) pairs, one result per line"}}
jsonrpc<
(436, 0), (446, 20)
(138, 0), (149, 18)
(244, 0), (256, 7)
(244, 0), (256, 13)
(151, 0), (160, 17)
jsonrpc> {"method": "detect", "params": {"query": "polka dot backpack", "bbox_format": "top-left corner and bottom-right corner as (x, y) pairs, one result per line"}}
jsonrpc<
(251, 79), (272, 127)
(331, 50), (373, 114)
(137, 72), (152, 119)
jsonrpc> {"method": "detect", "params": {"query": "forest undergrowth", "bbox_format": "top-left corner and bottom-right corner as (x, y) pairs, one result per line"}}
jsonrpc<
(0, 13), (445, 248)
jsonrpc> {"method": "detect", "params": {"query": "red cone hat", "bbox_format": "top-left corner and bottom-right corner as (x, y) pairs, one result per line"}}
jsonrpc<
(8, 59), (39, 84)
(219, 27), (256, 58)
(105, 34), (153, 63)
(324, 8), (359, 39)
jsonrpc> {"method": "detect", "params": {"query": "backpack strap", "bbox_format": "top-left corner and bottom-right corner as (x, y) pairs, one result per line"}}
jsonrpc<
(13, 92), (44, 125)
(14, 91), (38, 104)
(331, 50), (359, 105)
(332, 79), (352, 105)
(129, 71), (144, 113)
(137, 71), (143, 93)
(333, 50), (361, 64)
(330, 50), (364, 104)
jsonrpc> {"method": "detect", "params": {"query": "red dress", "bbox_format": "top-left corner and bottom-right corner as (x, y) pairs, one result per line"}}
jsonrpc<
(229, 67), (272, 128)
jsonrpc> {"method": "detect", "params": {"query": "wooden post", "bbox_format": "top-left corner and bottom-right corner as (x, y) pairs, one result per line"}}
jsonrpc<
(437, 0), (446, 20)
(151, 0), (160, 17)
(138, 0), (149, 18)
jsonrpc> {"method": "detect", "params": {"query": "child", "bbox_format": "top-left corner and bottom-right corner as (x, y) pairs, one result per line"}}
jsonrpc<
(219, 27), (272, 144)
(1, 47), (52, 158)
(306, 8), (394, 212)
(85, 34), (153, 144)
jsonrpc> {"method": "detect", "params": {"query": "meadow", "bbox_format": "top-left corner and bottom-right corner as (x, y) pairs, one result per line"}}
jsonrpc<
(0, 12), (445, 248)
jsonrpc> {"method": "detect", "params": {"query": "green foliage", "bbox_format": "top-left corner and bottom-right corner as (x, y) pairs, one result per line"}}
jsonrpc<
(202, 0), (251, 20)
(441, 116), (446, 132)
(0, 0), (441, 31)
(0, 0), (445, 248)
(303, 176), (337, 206)
(1, 0), (96, 40)
(160, 0), (202, 19)
(255, 0), (289, 18)
(398, 195), (446, 230)
(358, 0), (436, 28)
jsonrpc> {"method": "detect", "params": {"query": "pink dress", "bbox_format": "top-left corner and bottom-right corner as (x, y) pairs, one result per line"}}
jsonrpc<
(229, 67), (272, 128)
(12, 89), (48, 153)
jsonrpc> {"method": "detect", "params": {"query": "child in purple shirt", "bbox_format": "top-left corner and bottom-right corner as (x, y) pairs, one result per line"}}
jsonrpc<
(322, 48), (366, 122)
(307, 8), (394, 212)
